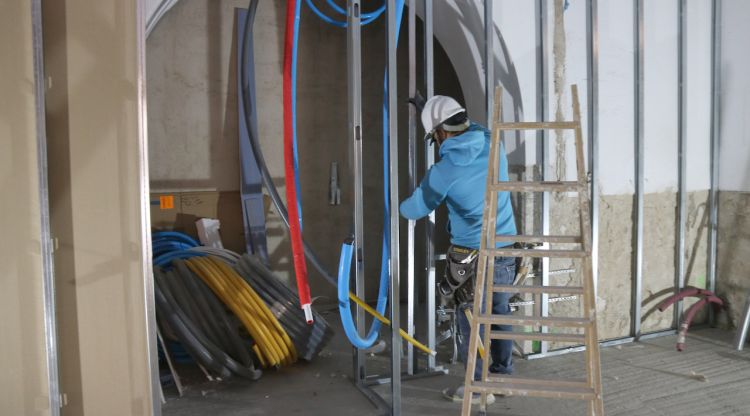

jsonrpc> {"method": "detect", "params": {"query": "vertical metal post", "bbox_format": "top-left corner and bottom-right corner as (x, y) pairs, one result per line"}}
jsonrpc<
(347, 0), (366, 385)
(675, 0), (687, 326)
(707, 0), (721, 324)
(485, 0), (494, 125)
(423, 0), (437, 371)
(387, 1), (401, 413)
(632, 0), (645, 338)
(586, 0), (600, 297)
(32, 0), (61, 413)
(536, 0), (550, 354)
(406, 0), (417, 376)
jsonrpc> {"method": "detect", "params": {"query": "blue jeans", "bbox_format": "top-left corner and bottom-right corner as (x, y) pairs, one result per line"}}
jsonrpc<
(456, 256), (516, 380)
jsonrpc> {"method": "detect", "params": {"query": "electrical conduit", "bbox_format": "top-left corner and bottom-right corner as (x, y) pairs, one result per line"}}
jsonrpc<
(284, 0), (313, 324)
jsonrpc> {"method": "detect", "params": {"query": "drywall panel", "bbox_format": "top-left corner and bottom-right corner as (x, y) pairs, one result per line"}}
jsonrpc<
(719, 0), (750, 192)
(598, 0), (635, 196)
(43, 0), (155, 414)
(0, 1), (53, 415)
(643, 0), (678, 193)
(686, 0), (712, 191)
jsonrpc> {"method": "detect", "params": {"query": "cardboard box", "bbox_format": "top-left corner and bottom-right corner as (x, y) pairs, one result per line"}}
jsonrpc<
(150, 190), (246, 253)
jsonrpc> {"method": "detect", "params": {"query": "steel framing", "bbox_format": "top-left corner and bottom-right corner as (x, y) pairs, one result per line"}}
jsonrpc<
(707, 0), (721, 322)
(675, 0), (688, 326)
(32, 0), (62, 413)
(406, 0), (417, 376)
(587, 0), (600, 296)
(386, 1), (401, 412)
(632, 0), (645, 338)
(423, 0), (438, 373)
(485, 0), (494, 123)
(536, 0), (551, 354)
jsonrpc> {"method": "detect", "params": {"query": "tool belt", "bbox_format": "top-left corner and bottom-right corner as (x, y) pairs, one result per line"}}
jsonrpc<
(438, 245), (479, 305)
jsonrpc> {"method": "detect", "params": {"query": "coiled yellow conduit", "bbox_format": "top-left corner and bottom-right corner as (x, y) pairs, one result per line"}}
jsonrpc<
(186, 256), (297, 367)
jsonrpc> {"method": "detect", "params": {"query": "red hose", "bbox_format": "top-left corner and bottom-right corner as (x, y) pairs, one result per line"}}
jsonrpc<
(657, 287), (716, 312)
(283, 0), (313, 324)
(675, 295), (723, 351)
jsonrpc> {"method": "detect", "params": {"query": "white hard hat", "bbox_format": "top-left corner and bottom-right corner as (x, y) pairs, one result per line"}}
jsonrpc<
(420, 95), (467, 140)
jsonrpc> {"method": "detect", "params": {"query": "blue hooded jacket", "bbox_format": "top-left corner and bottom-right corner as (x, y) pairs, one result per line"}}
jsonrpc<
(399, 122), (516, 249)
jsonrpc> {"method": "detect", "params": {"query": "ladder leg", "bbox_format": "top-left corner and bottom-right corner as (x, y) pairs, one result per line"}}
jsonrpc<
(462, 254), (490, 416)
(572, 85), (605, 415)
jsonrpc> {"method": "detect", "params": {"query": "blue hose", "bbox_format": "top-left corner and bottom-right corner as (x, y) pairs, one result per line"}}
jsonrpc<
(304, 0), (384, 27)
(153, 240), (194, 257)
(324, 0), (385, 19)
(153, 250), (206, 268)
(152, 231), (200, 247)
(292, 0), (303, 229)
(332, 0), (405, 349)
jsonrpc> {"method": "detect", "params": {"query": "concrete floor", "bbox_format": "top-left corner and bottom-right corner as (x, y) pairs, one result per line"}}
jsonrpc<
(162, 311), (750, 416)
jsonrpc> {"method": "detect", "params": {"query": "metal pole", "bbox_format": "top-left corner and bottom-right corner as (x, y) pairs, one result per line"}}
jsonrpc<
(485, 0), (494, 125)
(632, 0), (645, 338)
(536, 0), (550, 354)
(424, 0), (437, 371)
(586, 0), (600, 297)
(32, 0), (61, 413)
(406, 0), (417, 376)
(347, 0), (366, 386)
(707, 0), (721, 325)
(675, 0), (687, 327)
(736, 291), (750, 351)
(387, 1), (401, 413)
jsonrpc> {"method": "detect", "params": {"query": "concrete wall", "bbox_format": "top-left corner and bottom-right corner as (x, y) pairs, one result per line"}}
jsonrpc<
(0, 1), (54, 414)
(716, 0), (750, 328)
(43, 0), (155, 414)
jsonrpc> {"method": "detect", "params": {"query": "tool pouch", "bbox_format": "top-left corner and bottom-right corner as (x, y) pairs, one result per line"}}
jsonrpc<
(439, 245), (478, 305)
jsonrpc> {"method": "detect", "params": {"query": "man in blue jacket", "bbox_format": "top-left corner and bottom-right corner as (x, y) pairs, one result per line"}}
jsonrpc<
(400, 95), (517, 405)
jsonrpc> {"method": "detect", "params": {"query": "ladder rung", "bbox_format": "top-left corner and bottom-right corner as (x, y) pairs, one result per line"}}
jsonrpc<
(495, 121), (579, 131)
(487, 248), (588, 258)
(489, 181), (581, 192)
(485, 375), (589, 389)
(495, 234), (581, 244)
(492, 284), (585, 295)
(469, 381), (595, 400)
(475, 315), (592, 328)
(489, 330), (585, 343)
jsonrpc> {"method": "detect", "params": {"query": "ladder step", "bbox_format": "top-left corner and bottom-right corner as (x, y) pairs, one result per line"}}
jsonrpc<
(495, 121), (579, 131)
(469, 381), (596, 400)
(485, 375), (589, 389)
(475, 315), (592, 328)
(489, 181), (581, 192)
(495, 234), (581, 244)
(487, 248), (588, 258)
(492, 284), (585, 295)
(489, 330), (585, 343)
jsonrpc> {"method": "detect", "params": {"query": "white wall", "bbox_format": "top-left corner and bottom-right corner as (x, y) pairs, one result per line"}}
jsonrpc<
(719, 0), (750, 192)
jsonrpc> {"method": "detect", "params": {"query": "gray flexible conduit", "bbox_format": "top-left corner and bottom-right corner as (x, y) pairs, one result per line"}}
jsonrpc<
(234, 254), (333, 361)
(173, 260), (254, 368)
(155, 267), (262, 380)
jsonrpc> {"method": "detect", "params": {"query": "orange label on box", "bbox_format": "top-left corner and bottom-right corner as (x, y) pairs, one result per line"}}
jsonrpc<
(159, 195), (175, 210)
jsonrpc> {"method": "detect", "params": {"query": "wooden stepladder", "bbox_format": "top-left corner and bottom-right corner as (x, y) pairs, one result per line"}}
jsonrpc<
(461, 85), (604, 416)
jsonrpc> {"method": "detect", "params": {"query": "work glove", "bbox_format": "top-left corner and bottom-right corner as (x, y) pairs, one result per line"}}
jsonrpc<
(407, 90), (426, 114)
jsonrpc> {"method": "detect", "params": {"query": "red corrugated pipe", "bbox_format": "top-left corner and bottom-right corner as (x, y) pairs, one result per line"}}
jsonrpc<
(283, 0), (313, 324)
(658, 287), (723, 351)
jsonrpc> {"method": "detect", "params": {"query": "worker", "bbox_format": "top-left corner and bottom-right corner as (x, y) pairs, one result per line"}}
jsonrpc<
(400, 95), (517, 405)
